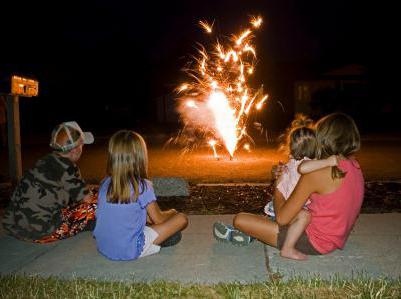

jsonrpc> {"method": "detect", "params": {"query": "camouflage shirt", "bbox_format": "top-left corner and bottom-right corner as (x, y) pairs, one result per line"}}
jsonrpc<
(2, 152), (89, 241)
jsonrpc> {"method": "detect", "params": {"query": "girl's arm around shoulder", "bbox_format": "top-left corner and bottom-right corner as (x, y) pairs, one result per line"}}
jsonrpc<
(275, 170), (323, 226)
(298, 155), (338, 174)
(146, 202), (178, 225)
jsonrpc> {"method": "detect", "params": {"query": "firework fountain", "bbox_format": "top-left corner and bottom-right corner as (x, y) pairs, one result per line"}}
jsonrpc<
(176, 16), (268, 160)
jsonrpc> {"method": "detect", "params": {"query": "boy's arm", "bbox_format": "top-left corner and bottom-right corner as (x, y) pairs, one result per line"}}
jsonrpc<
(61, 164), (90, 204)
(298, 155), (338, 174)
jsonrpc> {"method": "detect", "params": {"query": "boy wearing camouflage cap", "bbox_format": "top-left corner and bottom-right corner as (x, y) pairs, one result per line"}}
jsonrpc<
(2, 121), (97, 243)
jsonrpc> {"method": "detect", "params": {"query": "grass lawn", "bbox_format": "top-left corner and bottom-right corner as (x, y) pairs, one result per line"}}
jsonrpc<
(0, 275), (400, 298)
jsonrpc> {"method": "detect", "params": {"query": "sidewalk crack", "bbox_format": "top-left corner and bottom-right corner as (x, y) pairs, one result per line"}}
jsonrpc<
(263, 244), (283, 281)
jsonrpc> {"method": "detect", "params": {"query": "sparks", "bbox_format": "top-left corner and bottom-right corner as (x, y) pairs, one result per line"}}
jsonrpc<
(177, 83), (189, 93)
(216, 42), (225, 59)
(251, 16), (263, 28)
(199, 20), (214, 33)
(211, 80), (218, 89)
(186, 100), (198, 108)
(243, 44), (256, 57)
(207, 91), (237, 158)
(177, 16), (268, 158)
(208, 139), (219, 160)
(235, 29), (251, 46)
(256, 95), (269, 110)
(224, 50), (238, 63)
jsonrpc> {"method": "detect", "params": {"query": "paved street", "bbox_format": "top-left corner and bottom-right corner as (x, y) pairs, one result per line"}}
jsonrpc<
(1, 136), (401, 184)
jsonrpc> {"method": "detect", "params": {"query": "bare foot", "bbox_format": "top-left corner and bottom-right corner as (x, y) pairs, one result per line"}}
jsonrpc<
(280, 248), (308, 260)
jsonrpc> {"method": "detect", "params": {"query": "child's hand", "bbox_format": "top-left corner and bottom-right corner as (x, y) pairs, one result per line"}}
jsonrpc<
(327, 155), (339, 167)
(82, 188), (98, 204)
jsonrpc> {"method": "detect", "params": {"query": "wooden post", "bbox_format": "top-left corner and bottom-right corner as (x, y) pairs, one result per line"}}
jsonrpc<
(7, 95), (22, 183)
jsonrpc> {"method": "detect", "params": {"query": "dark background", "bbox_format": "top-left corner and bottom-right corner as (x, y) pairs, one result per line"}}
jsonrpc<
(0, 0), (397, 137)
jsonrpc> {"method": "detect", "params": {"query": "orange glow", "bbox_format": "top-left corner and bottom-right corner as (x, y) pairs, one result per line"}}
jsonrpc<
(11, 75), (39, 97)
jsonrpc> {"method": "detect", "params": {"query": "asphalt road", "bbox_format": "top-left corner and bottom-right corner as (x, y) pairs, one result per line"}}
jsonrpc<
(1, 137), (401, 184)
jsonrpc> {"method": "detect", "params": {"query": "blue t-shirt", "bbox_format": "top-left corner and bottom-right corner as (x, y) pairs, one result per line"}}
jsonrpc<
(93, 177), (156, 260)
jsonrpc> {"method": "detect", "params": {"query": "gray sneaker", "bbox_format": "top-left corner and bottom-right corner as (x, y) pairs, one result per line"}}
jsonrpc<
(213, 222), (253, 246)
(160, 231), (182, 248)
(213, 222), (235, 243)
(231, 230), (253, 246)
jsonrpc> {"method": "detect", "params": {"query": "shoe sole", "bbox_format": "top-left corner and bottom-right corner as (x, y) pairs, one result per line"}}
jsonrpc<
(160, 231), (182, 248)
(213, 222), (232, 243)
(231, 230), (252, 246)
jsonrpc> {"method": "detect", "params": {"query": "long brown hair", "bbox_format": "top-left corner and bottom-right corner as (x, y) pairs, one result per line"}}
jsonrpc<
(315, 113), (360, 179)
(106, 130), (149, 203)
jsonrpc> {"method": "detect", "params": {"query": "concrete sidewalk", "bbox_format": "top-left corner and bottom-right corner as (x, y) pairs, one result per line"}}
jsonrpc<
(0, 214), (400, 284)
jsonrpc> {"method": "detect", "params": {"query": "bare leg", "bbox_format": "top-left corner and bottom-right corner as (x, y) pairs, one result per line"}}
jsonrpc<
(233, 212), (279, 247)
(280, 209), (311, 260)
(151, 213), (188, 245)
(146, 214), (154, 225)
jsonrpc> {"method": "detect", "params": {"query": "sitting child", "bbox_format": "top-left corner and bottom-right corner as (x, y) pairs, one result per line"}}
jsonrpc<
(265, 115), (337, 260)
(93, 130), (188, 260)
(3, 121), (96, 243)
(213, 115), (336, 261)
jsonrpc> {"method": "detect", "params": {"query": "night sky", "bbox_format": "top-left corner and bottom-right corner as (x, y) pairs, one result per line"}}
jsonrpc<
(0, 1), (396, 134)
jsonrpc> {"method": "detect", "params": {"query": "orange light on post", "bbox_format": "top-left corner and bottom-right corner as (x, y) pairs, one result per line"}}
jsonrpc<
(7, 75), (39, 183)
(11, 75), (39, 97)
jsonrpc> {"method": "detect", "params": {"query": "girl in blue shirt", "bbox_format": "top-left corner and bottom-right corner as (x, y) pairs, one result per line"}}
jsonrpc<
(94, 130), (188, 260)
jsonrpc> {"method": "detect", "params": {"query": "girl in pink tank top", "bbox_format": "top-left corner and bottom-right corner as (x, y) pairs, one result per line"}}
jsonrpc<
(306, 159), (364, 254)
(304, 113), (364, 254)
(227, 113), (364, 261)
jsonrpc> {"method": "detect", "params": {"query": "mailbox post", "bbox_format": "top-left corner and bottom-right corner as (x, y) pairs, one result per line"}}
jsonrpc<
(7, 94), (22, 182)
(6, 75), (39, 184)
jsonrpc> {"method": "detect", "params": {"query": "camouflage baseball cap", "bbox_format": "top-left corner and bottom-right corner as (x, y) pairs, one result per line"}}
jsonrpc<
(50, 121), (94, 152)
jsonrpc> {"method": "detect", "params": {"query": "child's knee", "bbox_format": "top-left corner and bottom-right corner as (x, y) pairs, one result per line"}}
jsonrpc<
(177, 213), (189, 229)
(233, 212), (246, 229)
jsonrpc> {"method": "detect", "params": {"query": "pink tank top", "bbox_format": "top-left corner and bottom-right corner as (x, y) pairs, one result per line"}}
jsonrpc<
(305, 159), (364, 254)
